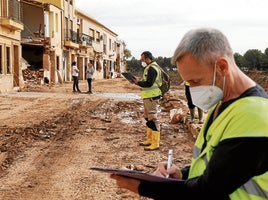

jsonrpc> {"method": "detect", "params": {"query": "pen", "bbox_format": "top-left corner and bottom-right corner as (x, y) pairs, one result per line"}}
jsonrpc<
(166, 149), (173, 178)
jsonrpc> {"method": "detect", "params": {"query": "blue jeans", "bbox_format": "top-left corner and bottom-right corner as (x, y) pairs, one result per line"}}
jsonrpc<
(72, 76), (80, 91)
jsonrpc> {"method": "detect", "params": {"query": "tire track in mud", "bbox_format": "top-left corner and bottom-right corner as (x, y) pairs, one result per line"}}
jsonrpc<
(0, 97), (107, 198)
(0, 94), (194, 199)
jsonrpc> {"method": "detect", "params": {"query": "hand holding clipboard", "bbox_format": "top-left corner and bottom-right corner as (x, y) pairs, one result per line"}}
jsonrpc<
(90, 167), (181, 183)
(121, 72), (137, 84)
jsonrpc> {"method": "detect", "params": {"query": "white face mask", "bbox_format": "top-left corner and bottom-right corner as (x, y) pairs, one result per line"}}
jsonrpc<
(141, 61), (147, 68)
(190, 64), (225, 111)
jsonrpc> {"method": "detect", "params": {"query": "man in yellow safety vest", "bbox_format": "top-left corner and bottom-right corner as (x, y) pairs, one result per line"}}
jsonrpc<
(133, 51), (162, 151)
(111, 28), (268, 200)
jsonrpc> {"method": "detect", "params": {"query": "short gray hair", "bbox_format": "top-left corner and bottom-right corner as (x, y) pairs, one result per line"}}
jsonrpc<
(171, 28), (233, 65)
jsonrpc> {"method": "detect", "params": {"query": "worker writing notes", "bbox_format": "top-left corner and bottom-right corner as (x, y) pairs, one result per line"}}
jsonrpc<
(110, 28), (268, 200)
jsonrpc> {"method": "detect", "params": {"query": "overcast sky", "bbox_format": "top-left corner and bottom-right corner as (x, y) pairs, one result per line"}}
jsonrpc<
(76, 0), (268, 59)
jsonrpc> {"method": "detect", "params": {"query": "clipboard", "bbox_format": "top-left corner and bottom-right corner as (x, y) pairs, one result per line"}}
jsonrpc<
(90, 167), (182, 183)
(121, 72), (136, 84)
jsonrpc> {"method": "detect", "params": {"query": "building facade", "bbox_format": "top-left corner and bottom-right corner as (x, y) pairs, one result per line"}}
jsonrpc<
(76, 9), (121, 80)
(0, 0), (23, 93)
(1, 0), (126, 93)
(21, 0), (63, 84)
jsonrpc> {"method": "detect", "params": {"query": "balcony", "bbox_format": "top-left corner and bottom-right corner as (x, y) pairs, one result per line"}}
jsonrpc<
(64, 40), (79, 49)
(64, 29), (79, 48)
(0, 17), (23, 30)
(0, 0), (23, 30)
(79, 33), (92, 48)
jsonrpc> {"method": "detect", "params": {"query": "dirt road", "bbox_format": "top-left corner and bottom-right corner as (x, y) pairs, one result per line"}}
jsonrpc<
(0, 78), (194, 200)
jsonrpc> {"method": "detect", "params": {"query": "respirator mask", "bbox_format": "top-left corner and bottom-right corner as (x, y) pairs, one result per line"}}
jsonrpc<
(190, 63), (225, 111)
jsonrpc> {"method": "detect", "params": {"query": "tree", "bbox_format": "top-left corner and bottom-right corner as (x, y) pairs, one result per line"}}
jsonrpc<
(234, 53), (246, 70)
(243, 49), (263, 70)
(126, 57), (142, 74)
(124, 49), (132, 60)
(155, 57), (173, 71)
(262, 48), (268, 70)
(125, 47), (268, 75)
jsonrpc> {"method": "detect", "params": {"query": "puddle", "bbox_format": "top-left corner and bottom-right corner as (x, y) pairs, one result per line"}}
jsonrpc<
(0, 92), (140, 100)
(117, 111), (140, 124)
(90, 99), (142, 125)
(0, 92), (49, 97)
(93, 93), (140, 100)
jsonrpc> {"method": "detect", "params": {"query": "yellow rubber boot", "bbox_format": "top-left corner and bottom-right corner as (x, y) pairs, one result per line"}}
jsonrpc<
(139, 127), (152, 146)
(144, 131), (160, 151)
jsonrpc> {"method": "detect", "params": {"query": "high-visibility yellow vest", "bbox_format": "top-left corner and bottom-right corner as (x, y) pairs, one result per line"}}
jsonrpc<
(140, 62), (162, 99)
(189, 96), (268, 200)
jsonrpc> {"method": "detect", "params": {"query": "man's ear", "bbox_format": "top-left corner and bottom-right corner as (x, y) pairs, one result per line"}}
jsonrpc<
(216, 57), (229, 76)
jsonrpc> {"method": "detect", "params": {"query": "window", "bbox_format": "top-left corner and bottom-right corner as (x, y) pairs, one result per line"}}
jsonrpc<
(6, 47), (11, 74)
(56, 56), (60, 70)
(64, 17), (68, 39)
(0, 45), (2, 74)
(96, 31), (101, 42)
(55, 13), (58, 32)
(103, 34), (107, 44)
(109, 39), (112, 51)
(103, 44), (107, 55)
(70, 20), (73, 31)
(89, 28), (94, 40)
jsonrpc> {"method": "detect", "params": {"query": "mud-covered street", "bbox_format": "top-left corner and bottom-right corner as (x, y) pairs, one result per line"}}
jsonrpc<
(0, 78), (195, 200)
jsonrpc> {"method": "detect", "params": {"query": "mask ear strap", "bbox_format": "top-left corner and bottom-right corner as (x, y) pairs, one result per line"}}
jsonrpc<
(222, 76), (226, 92)
(213, 63), (217, 85)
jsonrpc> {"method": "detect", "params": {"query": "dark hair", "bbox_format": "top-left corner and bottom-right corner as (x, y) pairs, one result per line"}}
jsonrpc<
(72, 61), (76, 65)
(141, 51), (153, 60)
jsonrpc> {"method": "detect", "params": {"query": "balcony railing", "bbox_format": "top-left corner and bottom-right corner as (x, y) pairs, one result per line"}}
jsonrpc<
(64, 29), (79, 43)
(0, 0), (22, 23)
(64, 29), (92, 46)
(79, 33), (92, 46)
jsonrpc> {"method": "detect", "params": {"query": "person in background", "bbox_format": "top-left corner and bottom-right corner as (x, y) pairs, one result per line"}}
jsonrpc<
(86, 62), (95, 94)
(72, 61), (81, 93)
(133, 51), (162, 151)
(184, 81), (203, 123)
(110, 28), (268, 199)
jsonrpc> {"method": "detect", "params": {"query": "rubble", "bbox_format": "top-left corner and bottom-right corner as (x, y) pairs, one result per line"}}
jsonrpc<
(22, 68), (44, 85)
(2, 75), (262, 199)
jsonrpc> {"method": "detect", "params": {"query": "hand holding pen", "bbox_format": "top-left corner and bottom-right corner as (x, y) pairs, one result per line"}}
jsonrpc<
(166, 149), (173, 178)
(153, 150), (183, 179)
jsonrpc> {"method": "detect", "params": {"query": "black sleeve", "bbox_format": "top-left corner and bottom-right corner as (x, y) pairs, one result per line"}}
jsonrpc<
(138, 137), (268, 200)
(137, 67), (157, 88)
(181, 165), (190, 180)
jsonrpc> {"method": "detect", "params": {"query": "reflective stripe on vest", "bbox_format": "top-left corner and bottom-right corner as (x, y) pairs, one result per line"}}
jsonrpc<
(189, 96), (268, 200)
(140, 62), (162, 99)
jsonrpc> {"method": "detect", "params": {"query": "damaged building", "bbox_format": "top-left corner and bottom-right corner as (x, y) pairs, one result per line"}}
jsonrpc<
(0, 0), (126, 93)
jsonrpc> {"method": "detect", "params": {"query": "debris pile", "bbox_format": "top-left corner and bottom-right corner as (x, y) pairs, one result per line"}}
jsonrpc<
(247, 70), (268, 91)
(22, 68), (44, 85)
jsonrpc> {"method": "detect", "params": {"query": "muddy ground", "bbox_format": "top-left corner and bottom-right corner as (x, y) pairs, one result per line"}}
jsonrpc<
(1, 70), (267, 200)
(0, 78), (196, 200)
